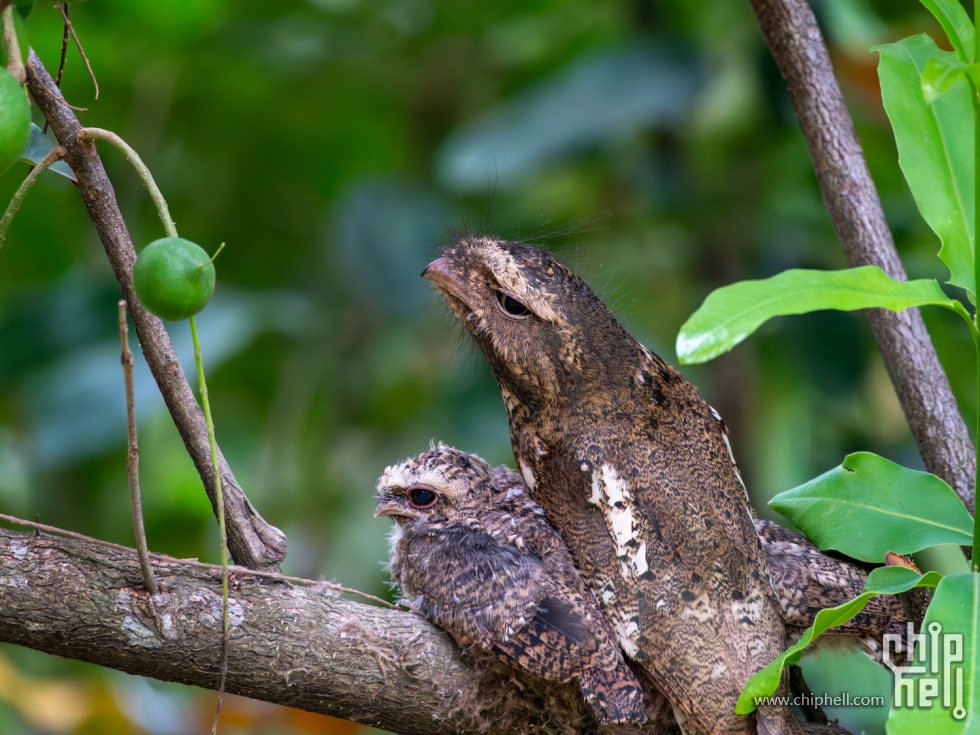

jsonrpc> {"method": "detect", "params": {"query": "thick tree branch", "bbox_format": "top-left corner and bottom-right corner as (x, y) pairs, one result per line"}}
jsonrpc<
(23, 49), (287, 570)
(0, 524), (673, 735)
(748, 0), (976, 511)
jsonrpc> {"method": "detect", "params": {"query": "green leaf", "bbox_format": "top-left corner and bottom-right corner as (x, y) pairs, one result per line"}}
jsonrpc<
(769, 452), (973, 563)
(921, 57), (972, 103)
(864, 565), (943, 596)
(887, 573), (979, 732)
(19, 124), (76, 182)
(675, 266), (966, 364)
(736, 569), (941, 715)
(873, 35), (974, 302)
(919, 0), (976, 63)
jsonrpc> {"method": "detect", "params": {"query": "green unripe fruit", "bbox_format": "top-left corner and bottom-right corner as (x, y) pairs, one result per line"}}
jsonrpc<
(133, 237), (217, 321)
(0, 69), (29, 175)
(0, 11), (29, 67)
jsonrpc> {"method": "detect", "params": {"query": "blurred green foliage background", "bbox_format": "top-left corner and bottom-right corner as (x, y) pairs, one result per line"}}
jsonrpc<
(0, 0), (971, 733)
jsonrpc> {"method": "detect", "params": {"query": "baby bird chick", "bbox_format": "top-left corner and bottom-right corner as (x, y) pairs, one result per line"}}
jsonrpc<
(375, 443), (648, 725)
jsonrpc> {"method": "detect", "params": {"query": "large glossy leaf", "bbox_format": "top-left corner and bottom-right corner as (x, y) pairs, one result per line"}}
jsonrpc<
(874, 35), (975, 302)
(887, 573), (979, 733)
(675, 266), (967, 364)
(769, 452), (973, 563)
(920, 0), (975, 63)
(737, 567), (941, 715)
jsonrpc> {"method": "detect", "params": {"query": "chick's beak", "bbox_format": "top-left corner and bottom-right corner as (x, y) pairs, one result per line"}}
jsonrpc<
(373, 498), (396, 518)
(374, 497), (420, 520)
(421, 258), (471, 306)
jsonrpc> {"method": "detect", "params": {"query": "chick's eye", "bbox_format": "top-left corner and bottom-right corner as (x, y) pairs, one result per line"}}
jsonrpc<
(407, 486), (438, 509)
(496, 291), (531, 318)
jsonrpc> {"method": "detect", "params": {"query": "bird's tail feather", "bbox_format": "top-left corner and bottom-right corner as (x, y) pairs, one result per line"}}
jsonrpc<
(576, 665), (648, 724)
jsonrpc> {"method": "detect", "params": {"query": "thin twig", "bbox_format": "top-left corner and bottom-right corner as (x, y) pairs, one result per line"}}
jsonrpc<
(0, 510), (396, 608)
(0, 145), (64, 247)
(76, 127), (177, 236)
(54, 2), (98, 99)
(54, 1), (68, 87)
(2, 5), (25, 84)
(119, 300), (159, 598)
(43, 0), (70, 135)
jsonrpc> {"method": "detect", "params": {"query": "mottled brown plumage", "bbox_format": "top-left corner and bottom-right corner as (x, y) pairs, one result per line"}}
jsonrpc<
(375, 443), (648, 724)
(422, 237), (799, 735)
(758, 520), (908, 664)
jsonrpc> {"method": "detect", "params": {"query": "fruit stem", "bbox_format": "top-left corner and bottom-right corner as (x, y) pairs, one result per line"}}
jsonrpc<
(0, 145), (64, 249)
(189, 314), (230, 728)
(195, 242), (226, 283)
(77, 128), (177, 238)
(2, 6), (25, 84)
(207, 242), (226, 266)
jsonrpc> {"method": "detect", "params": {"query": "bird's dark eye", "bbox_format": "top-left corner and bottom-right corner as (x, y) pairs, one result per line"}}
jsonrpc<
(407, 486), (438, 509)
(496, 291), (531, 318)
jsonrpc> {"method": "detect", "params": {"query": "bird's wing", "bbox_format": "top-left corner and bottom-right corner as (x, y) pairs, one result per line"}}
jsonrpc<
(760, 521), (909, 664)
(491, 594), (599, 675)
(408, 522), (623, 686)
(492, 594), (649, 725)
(407, 523), (551, 648)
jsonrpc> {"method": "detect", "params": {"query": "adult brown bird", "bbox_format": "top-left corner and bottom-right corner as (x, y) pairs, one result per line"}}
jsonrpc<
(377, 445), (906, 685)
(375, 443), (648, 724)
(422, 236), (800, 735)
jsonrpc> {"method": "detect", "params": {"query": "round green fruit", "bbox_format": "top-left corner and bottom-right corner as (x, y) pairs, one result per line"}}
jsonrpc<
(133, 237), (217, 321)
(0, 10), (29, 67)
(0, 69), (29, 175)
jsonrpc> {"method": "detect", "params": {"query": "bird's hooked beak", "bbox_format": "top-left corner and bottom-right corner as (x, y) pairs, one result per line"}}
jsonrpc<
(421, 258), (472, 307)
(374, 496), (422, 522)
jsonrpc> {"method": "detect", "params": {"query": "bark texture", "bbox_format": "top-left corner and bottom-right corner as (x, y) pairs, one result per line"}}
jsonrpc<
(0, 525), (858, 734)
(0, 526), (513, 734)
(748, 0), (976, 511)
(23, 49), (287, 570)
